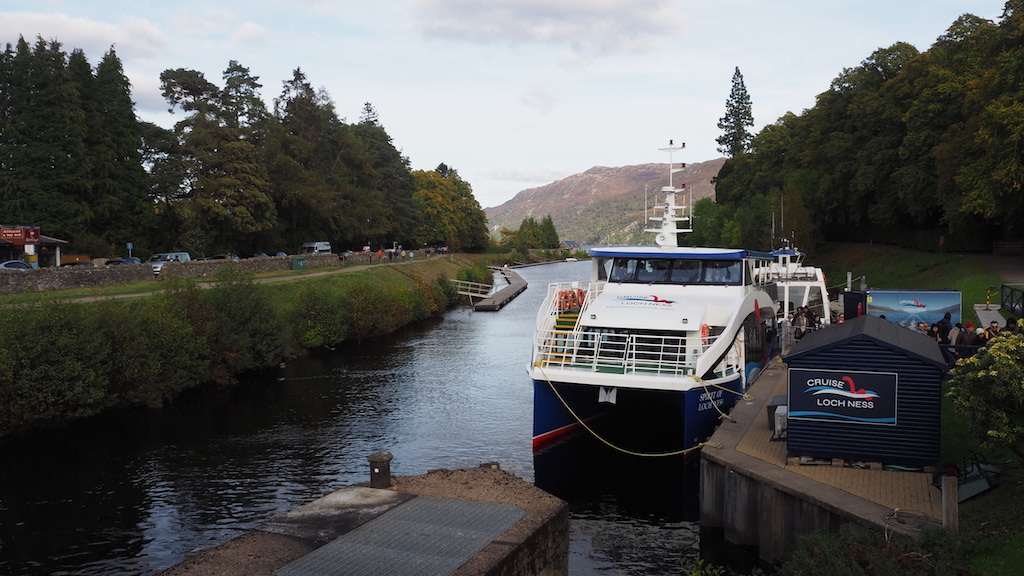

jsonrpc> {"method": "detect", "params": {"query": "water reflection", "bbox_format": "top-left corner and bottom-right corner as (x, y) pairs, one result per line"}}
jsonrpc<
(0, 260), (698, 575)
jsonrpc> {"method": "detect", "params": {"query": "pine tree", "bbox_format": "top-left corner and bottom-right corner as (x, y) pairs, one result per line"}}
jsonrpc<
(716, 67), (754, 157)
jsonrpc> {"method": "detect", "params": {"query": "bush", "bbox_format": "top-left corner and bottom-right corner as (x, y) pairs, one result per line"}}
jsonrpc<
(201, 267), (289, 379)
(777, 526), (972, 576)
(0, 301), (111, 431)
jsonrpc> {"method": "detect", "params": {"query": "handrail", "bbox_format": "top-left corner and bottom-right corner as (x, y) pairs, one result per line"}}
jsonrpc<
(534, 327), (722, 375)
(1001, 284), (1024, 316)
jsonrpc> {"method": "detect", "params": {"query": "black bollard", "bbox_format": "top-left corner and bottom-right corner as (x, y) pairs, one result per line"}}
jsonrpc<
(367, 451), (393, 488)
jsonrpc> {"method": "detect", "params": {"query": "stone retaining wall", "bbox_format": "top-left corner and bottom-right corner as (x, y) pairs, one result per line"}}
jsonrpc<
(0, 253), (384, 295)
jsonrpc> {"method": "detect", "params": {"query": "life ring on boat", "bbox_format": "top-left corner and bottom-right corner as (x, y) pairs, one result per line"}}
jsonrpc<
(701, 323), (709, 346)
(557, 290), (577, 311)
(575, 289), (585, 308)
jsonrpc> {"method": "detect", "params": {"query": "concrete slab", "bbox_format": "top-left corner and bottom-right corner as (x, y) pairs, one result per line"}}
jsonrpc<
(157, 467), (568, 576)
(259, 487), (415, 544)
(273, 496), (526, 576)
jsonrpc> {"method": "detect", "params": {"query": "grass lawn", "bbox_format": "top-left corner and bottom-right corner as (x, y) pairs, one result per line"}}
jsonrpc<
(0, 254), (485, 306)
(809, 241), (1023, 576)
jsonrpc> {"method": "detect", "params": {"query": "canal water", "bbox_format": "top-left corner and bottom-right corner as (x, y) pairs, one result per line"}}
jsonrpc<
(0, 261), (699, 576)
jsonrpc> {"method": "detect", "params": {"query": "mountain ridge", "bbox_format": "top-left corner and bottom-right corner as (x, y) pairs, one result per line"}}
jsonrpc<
(484, 158), (726, 246)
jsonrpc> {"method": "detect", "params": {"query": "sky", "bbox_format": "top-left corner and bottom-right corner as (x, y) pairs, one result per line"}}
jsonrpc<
(0, 1), (1007, 209)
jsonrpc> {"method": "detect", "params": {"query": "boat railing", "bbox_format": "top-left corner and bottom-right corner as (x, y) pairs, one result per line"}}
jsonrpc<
(534, 328), (717, 376)
(537, 281), (604, 327)
(764, 266), (818, 281)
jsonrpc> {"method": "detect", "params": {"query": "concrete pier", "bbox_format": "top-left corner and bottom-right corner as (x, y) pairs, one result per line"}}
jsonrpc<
(158, 466), (568, 576)
(700, 362), (943, 563)
(473, 269), (527, 311)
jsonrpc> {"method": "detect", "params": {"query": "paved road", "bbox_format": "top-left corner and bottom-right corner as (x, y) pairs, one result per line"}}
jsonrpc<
(973, 252), (1024, 285)
(972, 252), (1024, 325)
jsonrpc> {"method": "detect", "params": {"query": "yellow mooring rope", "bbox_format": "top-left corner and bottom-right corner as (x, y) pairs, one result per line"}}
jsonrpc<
(534, 362), (742, 458)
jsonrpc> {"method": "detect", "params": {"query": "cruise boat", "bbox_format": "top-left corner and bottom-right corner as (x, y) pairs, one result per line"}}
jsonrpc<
(765, 245), (831, 343)
(528, 142), (784, 457)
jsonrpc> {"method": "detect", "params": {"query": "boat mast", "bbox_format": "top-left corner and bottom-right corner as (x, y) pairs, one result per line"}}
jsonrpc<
(645, 141), (693, 248)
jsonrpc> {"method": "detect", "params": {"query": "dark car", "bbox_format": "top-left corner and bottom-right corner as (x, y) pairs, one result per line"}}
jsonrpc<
(0, 260), (31, 270)
(106, 257), (141, 266)
(60, 261), (95, 267)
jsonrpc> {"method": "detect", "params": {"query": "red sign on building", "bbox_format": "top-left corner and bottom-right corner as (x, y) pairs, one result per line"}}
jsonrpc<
(0, 227), (41, 245)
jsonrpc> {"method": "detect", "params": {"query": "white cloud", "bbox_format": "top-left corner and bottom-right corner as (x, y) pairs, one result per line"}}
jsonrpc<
(0, 12), (168, 58)
(233, 22), (269, 44)
(410, 0), (684, 58)
(521, 84), (556, 113)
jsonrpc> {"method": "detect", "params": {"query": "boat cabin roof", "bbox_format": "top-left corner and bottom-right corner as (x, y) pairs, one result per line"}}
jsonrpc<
(591, 246), (774, 260)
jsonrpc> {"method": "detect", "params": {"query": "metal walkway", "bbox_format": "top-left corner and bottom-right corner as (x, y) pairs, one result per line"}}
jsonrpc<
(274, 495), (526, 576)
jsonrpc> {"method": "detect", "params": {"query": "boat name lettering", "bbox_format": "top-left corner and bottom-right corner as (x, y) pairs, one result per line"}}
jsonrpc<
(698, 389), (724, 402)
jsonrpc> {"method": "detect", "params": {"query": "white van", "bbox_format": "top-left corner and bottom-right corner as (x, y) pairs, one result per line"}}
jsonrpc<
(299, 241), (332, 255)
(147, 252), (191, 275)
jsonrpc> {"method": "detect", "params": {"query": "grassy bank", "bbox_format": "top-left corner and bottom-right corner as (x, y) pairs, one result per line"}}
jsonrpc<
(0, 255), (490, 435)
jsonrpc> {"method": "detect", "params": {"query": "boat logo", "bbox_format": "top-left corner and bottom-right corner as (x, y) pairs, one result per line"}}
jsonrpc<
(804, 375), (879, 401)
(616, 295), (676, 304)
(899, 298), (927, 309)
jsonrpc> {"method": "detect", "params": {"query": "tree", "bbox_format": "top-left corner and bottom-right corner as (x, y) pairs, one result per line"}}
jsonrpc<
(716, 67), (754, 157)
(539, 215), (560, 248)
(159, 65), (276, 254)
(947, 325), (1024, 459)
(411, 165), (488, 250)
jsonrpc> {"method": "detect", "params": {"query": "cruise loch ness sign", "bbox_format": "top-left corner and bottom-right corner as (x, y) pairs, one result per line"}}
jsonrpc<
(788, 368), (898, 426)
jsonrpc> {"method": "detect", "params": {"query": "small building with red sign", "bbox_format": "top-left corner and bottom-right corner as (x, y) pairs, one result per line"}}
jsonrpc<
(0, 226), (68, 268)
(782, 314), (947, 467)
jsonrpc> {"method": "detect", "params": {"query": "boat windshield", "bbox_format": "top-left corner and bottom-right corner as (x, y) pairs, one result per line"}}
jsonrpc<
(607, 257), (742, 285)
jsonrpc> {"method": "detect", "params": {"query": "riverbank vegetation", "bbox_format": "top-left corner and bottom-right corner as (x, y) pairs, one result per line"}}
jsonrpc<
(0, 258), (476, 435)
(1, 39), (490, 259)
(704, 5), (1024, 253)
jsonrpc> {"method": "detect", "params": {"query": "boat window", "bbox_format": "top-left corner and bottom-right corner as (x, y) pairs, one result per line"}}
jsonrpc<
(704, 261), (742, 285)
(668, 260), (702, 283)
(635, 259), (671, 283)
(610, 258), (637, 282)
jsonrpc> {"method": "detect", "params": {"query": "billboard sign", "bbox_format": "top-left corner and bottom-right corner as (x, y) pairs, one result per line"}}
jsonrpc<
(0, 227), (40, 245)
(789, 368), (898, 426)
(866, 289), (962, 331)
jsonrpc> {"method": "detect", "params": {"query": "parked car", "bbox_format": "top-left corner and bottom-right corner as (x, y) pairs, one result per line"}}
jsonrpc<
(211, 254), (239, 260)
(106, 257), (141, 266)
(0, 260), (30, 270)
(299, 241), (332, 255)
(147, 252), (191, 275)
(60, 262), (95, 267)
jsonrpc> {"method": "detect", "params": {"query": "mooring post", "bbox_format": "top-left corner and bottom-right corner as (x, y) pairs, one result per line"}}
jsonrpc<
(368, 451), (394, 488)
(941, 474), (959, 534)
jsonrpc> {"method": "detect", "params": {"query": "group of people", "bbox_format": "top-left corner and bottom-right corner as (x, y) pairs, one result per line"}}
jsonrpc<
(916, 312), (1021, 348)
(787, 306), (826, 338)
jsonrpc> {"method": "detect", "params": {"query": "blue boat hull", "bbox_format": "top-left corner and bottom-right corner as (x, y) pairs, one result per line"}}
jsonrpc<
(532, 377), (745, 458)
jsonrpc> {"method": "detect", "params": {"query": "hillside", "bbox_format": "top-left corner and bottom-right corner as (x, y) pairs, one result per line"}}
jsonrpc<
(484, 158), (726, 246)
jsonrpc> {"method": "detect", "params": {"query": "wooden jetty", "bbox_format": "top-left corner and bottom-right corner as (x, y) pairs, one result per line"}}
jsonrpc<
(472, 268), (527, 311)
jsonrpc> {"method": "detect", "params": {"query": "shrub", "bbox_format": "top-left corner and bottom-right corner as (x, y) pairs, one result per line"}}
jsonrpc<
(201, 267), (290, 378)
(0, 301), (111, 431)
(777, 526), (972, 576)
